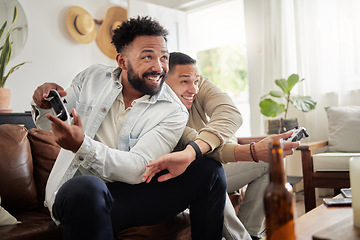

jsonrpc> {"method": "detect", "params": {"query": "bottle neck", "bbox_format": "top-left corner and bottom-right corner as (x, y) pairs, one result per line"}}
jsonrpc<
(269, 147), (286, 184)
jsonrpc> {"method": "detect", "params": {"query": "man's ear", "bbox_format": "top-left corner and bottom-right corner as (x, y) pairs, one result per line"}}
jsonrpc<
(116, 53), (127, 70)
(165, 71), (172, 83)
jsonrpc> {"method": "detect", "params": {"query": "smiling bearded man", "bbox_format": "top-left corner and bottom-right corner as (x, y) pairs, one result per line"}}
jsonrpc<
(127, 62), (166, 96)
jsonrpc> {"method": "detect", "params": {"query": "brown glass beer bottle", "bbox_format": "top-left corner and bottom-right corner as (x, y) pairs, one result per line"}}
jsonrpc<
(264, 139), (295, 240)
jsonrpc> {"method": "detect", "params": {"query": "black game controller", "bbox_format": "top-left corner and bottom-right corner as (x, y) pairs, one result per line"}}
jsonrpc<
(284, 126), (309, 142)
(44, 89), (70, 124)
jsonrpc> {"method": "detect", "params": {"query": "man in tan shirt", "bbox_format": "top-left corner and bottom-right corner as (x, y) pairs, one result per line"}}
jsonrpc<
(143, 52), (300, 240)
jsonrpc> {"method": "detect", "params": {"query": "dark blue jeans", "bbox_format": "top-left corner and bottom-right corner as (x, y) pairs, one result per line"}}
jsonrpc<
(53, 156), (226, 240)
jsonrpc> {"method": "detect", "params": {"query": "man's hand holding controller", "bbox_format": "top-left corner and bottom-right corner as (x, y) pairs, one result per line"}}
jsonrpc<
(251, 130), (299, 162)
(32, 83), (67, 110)
(284, 126), (309, 142)
(44, 89), (71, 124)
(32, 84), (84, 153)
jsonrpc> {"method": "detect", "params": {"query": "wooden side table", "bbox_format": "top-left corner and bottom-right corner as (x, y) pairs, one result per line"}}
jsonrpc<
(295, 195), (359, 240)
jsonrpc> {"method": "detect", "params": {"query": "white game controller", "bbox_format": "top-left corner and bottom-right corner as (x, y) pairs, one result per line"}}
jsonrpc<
(284, 127), (309, 142)
(44, 89), (71, 124)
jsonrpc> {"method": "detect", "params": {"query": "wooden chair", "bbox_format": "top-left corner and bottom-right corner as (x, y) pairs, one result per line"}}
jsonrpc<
(297, 140), (353, 212)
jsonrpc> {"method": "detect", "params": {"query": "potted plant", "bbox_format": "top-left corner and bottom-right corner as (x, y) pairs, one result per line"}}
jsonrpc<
(259, 74), (317, 134)
(0, 6), (28, 112)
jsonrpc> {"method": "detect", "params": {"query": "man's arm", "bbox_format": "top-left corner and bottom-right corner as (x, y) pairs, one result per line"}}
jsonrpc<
(142, 76), (242, 182)
(188, 75), (243, 151)
(79, 109), (188, 184)
(207, 131), (300, 163)
(32, 66), (189, 185)
(43, 104), (188, 184)
(173, 76), (242, 163)
(142, 137), (211, 183)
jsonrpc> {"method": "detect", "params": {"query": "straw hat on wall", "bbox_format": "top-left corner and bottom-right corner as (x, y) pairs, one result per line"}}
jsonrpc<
(96, 6), (127, 59)
(66, 6), (96, 44)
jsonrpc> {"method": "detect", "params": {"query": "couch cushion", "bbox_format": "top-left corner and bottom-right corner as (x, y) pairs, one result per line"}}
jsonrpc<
(0, 209), (63, 240)
(326, 106), (360, 152)
(0, 124), (38, 212)
(313, 152), (360, 171)
(27, 129), (60, 204)
(0, 196), (20, 226)
(115, 211), (191, 240)
(0, 205), (19, 227)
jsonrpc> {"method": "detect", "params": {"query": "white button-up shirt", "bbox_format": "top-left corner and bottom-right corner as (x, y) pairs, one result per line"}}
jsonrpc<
(31, 64), (188, 221)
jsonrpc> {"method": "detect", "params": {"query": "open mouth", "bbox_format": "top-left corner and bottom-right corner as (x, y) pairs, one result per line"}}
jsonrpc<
(144, 72), (165, 85)
(182, 95), (195, 103)
(146, 75), (162, 84)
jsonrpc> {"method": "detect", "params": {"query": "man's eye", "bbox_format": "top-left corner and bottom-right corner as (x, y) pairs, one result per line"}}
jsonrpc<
(143, 56), (151, 59)
(162, 55), (169, 60)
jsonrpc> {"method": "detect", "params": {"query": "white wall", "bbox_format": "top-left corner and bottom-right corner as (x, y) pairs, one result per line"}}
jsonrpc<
(128, 0), (187, 53)
(8, 0), (119, 112)
(8, 0), (187, 112)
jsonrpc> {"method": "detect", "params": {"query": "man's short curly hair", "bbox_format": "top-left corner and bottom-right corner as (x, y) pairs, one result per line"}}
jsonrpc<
(169, 52), (197, 74)
(111, 16), (168, 54)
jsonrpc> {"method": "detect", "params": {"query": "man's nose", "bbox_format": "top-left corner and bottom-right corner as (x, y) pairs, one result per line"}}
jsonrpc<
(189, 83), (198, 94)
(151, 59), (164, 73)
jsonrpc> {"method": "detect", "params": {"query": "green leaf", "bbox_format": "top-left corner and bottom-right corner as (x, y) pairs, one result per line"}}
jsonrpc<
(2, 61), (27, 87)
(259, 98), (286, 117)
(5, 33), (12, 66)
(290, 95), (317, 112)
(260, 73), (316, 118)
(0, 34), (11, 87)
(269, 90), (285, 98)
(0, 21), (7, 42)
(287, 74), (299, 92)
(12, 7), (18, 25)
(275, 78), (288, 94)
(0, 6), (28, 88)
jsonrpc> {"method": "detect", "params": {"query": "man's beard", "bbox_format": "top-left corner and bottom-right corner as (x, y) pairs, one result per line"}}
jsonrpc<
(127, 63), (166, 96)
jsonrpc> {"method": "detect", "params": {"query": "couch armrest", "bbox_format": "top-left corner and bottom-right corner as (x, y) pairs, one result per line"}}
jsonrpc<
(296, 140), (328, 173)
(296, 140), (328, 151)
(297, 140), (328, 212)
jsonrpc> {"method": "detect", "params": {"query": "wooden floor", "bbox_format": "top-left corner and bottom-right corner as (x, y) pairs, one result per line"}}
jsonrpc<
(294, 190), (330, 219)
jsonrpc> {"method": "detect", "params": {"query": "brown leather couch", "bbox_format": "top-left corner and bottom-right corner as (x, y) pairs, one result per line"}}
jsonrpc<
(0, 124), (191, 240)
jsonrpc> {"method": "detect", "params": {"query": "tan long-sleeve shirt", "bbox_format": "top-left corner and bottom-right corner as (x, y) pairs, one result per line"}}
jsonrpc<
(176, 75), (243, 163)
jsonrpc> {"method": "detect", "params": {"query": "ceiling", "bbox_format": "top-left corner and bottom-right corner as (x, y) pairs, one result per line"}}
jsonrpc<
(137, 0), (228, 11)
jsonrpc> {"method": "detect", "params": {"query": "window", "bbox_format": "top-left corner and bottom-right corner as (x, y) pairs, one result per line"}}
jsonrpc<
(187, 0), (250, 136)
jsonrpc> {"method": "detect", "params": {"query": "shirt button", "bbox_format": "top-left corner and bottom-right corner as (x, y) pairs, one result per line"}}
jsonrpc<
(78, 156), (84, 161)
(102, 107), (107, 112)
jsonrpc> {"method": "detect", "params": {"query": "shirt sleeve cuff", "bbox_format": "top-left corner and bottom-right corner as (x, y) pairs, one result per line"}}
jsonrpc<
(196, 131), (221, 152)
(76, 135), (95, 168)
(221, 143), (237, 163)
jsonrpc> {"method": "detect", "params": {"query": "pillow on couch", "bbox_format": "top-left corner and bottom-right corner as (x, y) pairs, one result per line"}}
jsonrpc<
(27, 128), (60, 204)
(0, 196), (20, 226)
(326, 106), (360, 152)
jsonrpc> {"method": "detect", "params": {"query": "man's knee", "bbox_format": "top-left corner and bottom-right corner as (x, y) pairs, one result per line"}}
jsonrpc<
(59, 175), (109, 200)
(55, 175), (113, 219)
(211, 160), (227, 194)
(190, 156), (227, 191)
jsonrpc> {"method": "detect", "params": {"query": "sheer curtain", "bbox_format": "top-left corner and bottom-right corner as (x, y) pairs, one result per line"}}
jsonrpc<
(244, 0), (360, 140)
(244, 0), (298, 136)
(294, 0), (360, 140)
